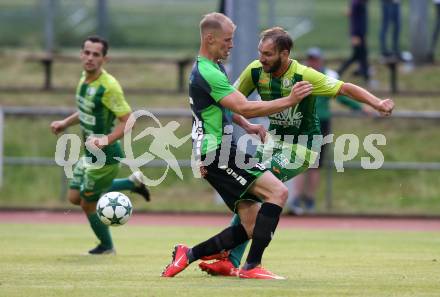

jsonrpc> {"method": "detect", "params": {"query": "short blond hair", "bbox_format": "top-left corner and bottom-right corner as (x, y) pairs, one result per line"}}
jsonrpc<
(200, 12), (236, 35)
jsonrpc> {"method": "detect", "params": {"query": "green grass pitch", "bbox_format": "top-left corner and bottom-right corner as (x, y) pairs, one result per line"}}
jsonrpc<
(0, 223), (439, 297)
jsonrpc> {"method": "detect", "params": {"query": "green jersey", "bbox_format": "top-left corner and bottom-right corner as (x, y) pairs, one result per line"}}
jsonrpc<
(235, 59), (344, 148)
(189, 56), (236, 156)
(75, 69), (131, 165)
(314, 68), (361, 121)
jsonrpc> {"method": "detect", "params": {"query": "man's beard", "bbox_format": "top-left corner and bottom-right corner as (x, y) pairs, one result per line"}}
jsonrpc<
(267, 57), (282, 73)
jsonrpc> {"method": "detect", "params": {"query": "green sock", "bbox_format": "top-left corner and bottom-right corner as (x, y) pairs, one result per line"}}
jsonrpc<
(109, 178), (135, 191)
(87, 213), (113, 249)
(229, 214), (249, 268)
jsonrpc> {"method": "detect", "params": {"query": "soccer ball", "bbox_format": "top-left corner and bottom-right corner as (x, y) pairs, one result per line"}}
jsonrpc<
(96, 192), (133, 226)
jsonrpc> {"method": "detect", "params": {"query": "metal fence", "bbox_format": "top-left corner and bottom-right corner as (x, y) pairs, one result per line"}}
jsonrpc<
(1, 0), (312, 50)
(4, 0), (435, 59)
(1, 106), (440, 208)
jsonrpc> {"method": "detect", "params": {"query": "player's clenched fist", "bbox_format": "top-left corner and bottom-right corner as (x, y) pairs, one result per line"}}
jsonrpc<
(376, 99), (394, 116)
(50, 120), (66, 135)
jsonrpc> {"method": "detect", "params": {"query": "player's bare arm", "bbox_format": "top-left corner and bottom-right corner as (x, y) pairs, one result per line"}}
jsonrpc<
(339, 83), (395, 116)
(232, 114), (266, 142)
(85, 112), (131, 149)
(50, 112), (80, 135)
(220, 81), (312, 119)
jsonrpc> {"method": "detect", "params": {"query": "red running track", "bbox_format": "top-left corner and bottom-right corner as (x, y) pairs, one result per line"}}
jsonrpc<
(0, 210), (439, 231)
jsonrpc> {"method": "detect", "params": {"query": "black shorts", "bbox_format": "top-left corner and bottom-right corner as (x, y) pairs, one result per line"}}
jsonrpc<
(200, 148), (267, 212)
(318, 119), (331, 168)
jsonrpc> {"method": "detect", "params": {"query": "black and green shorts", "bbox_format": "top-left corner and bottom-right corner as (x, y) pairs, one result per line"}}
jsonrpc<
(200, 148), (267, 213)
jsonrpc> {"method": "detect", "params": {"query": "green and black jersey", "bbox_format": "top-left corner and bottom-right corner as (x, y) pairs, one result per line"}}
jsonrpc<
(235, 59), (344, 148)
(75, 69), (131, 164)
(189, 56), (236, 156)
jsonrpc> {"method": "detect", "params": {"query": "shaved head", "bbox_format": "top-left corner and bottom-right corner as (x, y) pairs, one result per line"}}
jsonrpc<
(199, 12), (235, 61)
(200, 12), (236, 36)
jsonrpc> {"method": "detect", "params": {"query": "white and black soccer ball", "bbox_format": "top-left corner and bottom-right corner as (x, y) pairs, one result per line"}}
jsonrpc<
(96, 192), (133, 226)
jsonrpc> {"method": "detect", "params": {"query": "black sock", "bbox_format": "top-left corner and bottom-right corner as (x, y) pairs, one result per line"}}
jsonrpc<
(188, 224), (248, 263)
(244, 202), (282, 270)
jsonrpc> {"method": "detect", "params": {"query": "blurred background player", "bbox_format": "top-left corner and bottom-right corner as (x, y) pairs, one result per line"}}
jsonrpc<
(50, 36), (150, 255)
(198, 27), (394, 277)
(288, 47), (374, 215)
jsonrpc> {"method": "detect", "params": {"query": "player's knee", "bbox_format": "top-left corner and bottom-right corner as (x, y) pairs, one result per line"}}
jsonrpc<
(270, 183), (288, 206)
(68, 195), (80, 205)
(68, 191), (81, 205)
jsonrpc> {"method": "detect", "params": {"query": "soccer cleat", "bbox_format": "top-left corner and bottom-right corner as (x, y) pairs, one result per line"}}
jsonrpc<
(161, 244), (190, 277)
(199, 259), (239, 277)
(88, 244), (116, 255)
(129, 171), (151, 202)
(200, 250), (230, 261)
(238, 266), (286, 280)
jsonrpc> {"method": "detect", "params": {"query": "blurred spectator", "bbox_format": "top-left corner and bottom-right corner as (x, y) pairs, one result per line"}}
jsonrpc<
(289, 47), (373, 215)
(218, 0), (226, 14)
(338, 0), (371, 84)
(379, 0), (401, 58)
(429, 0), (440, 61)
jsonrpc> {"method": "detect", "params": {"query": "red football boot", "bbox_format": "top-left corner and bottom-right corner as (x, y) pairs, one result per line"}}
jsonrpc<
(238, 266), (286, 280)
(199, 259), (239, 277)
(161, 244), (190, 277)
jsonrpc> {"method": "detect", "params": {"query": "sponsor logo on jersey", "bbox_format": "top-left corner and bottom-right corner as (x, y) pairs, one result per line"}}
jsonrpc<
(79, 110), (96, 126)
(76, 95), (95, 112)
(270, 107), (303, 128)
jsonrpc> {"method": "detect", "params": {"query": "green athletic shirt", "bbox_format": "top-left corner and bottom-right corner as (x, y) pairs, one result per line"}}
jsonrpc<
(235, 59), (344, 148)
(315, 68), (361, 121)
(75, 69), (131, 165)
(189, 56), (236, 156)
